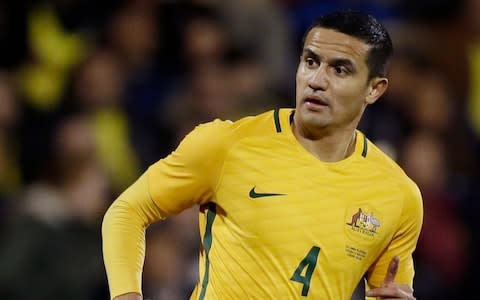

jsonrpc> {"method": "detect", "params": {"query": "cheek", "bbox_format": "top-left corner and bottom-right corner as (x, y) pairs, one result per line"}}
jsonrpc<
(295, 67), (305, 86)
(295, 70), (307, 93)
(335, 77), (364, 94)
(332, 82), (368, 110)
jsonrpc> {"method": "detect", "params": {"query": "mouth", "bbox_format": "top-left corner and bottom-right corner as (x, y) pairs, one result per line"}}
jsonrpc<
(303, 95), (329, 109)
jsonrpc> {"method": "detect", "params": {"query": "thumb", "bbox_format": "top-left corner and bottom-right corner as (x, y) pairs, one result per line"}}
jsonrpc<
(383, 256), (400, 285)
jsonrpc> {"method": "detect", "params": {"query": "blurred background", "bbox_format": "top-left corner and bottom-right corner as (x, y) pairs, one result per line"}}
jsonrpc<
(0, 0), (478, 299)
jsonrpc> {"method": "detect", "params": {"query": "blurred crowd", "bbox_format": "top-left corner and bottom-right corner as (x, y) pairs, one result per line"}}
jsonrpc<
(0, 0), (479, 299)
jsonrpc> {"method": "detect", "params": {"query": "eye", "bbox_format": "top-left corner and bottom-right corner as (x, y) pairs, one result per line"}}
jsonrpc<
(305, 57), (317, 68)
(333, 65), (348, 76)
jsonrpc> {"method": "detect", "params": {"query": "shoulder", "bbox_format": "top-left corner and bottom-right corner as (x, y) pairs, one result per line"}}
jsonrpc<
(362, 137), (423, 233)
(223, 108), (285, 134)
(363, 137), (422, 205)
(363, 137), (409, 182)
(187, 109), (287, 148)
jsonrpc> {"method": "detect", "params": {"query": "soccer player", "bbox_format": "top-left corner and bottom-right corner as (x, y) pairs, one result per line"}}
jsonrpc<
(102, 11), (423, 300)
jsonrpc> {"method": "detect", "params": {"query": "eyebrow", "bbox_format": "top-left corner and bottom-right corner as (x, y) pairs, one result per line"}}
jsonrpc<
(302, 48), (319, 60)
(302, 48), (357, 72)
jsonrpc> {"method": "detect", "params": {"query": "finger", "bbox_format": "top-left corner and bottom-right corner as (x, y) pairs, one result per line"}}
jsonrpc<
(383, 256), (400, 285)
(366, 286), (395, 297)
(366, 286), (414, 299)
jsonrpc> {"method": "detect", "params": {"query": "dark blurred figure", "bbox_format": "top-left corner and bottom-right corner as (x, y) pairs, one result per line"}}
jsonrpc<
(0, 72), (22, 199)
(212, 0), (297, 100)
(67, 49), (141, 194)
(0, 114), (110, 300)
(105, 0), (178, 168)
(143, 214), (199, 300)
(395, 0), (470, 104)
(15, 0), (93, 184)
(162, 4), (279, 144)
(400, 131), (471, 299)
(465, 0), (480, 135)
(0, 71), (22, 238)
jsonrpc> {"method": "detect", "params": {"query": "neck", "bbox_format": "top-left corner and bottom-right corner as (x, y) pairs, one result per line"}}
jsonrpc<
(292, 119), (357, 162)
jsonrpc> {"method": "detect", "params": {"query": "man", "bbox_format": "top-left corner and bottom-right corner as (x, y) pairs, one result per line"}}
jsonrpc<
(102, 11), (423, 300)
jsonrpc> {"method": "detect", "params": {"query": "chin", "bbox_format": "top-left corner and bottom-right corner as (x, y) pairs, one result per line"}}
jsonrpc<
(298, 110), (330, 129)
(307, 119), (330, 130)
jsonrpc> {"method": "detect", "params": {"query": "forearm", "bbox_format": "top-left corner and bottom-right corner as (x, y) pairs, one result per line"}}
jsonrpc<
(102, 173), (165, 299)
(102, 198), (147, 298)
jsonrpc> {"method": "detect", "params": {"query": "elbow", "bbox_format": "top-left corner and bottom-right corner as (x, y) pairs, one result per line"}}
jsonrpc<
(102, 201), (118, 240)
(101, 199), (137, 238)
(101, 197), (152, 238)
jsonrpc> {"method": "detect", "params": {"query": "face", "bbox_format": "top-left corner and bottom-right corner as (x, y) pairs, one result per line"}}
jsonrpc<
(295, 27), (387, 133)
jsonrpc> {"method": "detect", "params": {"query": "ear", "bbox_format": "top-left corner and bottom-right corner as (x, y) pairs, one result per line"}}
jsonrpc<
(366, 77), (388, 105)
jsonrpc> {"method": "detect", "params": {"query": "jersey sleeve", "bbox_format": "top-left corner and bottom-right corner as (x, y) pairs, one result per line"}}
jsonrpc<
(366, 180), (424, 289)
(102, 119), (231, 299)
(146, 119), (232, 214)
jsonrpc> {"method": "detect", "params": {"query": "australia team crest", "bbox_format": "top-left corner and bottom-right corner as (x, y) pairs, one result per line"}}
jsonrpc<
(344, 205), (382, 244)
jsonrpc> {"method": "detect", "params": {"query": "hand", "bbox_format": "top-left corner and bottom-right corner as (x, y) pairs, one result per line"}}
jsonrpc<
(113, 292), (142, 300)
(366, 256), (415, 300)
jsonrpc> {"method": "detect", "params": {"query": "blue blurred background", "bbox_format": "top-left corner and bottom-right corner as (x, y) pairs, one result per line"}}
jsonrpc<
(0, 0), (479, 299)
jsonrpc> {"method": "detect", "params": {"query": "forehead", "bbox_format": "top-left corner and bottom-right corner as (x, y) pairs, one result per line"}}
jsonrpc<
(303, 27), (371, 64)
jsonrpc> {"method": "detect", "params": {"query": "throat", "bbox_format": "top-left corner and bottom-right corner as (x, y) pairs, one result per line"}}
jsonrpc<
(292, 119), (357, 162)
(310, 134), (356, 162)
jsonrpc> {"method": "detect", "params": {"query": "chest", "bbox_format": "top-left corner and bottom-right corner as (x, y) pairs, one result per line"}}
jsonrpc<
(213, 147), (403, 256)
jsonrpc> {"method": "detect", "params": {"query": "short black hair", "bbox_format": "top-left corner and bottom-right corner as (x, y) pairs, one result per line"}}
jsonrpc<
(303, 11), (393, 79)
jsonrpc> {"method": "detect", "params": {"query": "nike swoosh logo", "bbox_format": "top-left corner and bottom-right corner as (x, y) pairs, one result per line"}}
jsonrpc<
(249, 186), (285, 199)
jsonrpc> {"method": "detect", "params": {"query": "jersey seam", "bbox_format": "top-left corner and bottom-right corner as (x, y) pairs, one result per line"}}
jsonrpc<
(213, 114), (280, 195)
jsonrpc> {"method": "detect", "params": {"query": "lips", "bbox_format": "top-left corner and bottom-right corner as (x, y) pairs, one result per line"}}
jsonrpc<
(303, 95), (329, 108)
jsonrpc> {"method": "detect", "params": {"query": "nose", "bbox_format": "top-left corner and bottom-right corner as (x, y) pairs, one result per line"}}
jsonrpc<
(308, 64), (328, 91)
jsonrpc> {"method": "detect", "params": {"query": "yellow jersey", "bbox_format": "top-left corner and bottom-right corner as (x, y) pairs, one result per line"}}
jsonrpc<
(102, 108), (423, 300)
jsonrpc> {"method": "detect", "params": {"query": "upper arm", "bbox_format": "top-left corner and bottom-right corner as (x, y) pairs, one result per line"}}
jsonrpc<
(367, 182), (424, 288)
(147, 119), (232, 216)
(102, 119), (232, 299)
